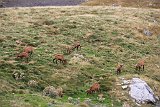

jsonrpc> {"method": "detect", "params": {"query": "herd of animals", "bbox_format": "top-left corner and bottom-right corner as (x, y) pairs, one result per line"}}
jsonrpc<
(14, 40), (145, 98)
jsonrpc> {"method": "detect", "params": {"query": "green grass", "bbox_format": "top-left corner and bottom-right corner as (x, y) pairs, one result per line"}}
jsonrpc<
(0, 6), (160, 107)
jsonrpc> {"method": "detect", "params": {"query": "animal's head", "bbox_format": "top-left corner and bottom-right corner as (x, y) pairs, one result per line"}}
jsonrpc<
(134, 64), (137, 67)
(120, 64), (123, 67)
(86, 89), (91, 94)
(16, 53), (21, 58)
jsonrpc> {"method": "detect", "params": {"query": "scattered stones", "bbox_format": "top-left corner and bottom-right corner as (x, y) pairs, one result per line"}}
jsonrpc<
(74, 54), (86, 61)
(68, 97), (80, 105)
(123, 102), (130, 107)
(84, 98), (91, 105)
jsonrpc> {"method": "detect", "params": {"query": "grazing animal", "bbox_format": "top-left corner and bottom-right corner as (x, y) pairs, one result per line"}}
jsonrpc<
(24, 46), (33, 56)
(116, 64), (123, 75)
(87, 83), (100, 94)
(72, 41), (81, 51)
(66, 41), (81, 54)
(17, 52), (29, 62)
(53, 54), (67, 64)
(135, 60), (144, 71)
(66, 46), (74, 54)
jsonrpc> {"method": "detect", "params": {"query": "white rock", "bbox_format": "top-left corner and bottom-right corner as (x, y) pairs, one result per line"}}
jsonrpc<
(122, 85), (128, 90)
(116, 83), (121, 86)
(129, 78), (156, 104)
(123, 80), (130, 85)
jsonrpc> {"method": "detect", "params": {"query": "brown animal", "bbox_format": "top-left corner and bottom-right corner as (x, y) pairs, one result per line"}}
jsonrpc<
(72, 41), (81, 51)
(66, 41), (81, 54)
(86, 83), (100, 94)
(24, 46), (33, 56)
(116, 64), (123, 75)
(66, 46), (74, 54)
(53, 54), (67, 64)
(135, 60), (144, 71)
(17, 52), (29, 62)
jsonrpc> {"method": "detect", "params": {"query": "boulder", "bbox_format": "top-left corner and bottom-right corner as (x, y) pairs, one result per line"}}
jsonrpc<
(129, 78), (156, 104)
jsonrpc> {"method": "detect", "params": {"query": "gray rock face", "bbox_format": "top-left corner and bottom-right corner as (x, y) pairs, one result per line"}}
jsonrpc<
(1, 0), (86, 7)
(129, 78), (156, 104)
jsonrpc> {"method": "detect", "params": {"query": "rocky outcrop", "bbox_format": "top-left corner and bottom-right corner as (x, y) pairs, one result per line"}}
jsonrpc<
(129, 78), (156, 104)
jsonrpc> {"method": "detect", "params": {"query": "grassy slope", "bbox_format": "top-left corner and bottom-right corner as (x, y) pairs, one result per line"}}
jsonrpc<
(82, 0), (160, 8)
(0, 6), (160, 107)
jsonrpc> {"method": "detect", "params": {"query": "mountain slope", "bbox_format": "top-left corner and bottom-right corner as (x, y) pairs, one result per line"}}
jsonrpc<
(0, 6), (160, 107)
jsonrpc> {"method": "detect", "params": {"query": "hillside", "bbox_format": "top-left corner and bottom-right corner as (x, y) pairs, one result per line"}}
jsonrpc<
(82, 0), (160, 8)
(0, 6), (160, 107)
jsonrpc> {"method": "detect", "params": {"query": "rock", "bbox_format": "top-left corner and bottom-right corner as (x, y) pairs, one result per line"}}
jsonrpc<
(143, 29), (152, 36)
(84, 98), (91, 105)
(136, 102), (141, 106)
(97, 94), (105, 102)
(155, 96), (159, 101)
(116, 83), (121, 86)
(155, 64), (160, 69)
(27, 80), (38, 87)
(119, 77), (125, 80)
(122, 85), (128, 90)
(129, 78), (156, 104)
(48, 103), (54, 107)
(74, 54), (86, 60)
(43, 86), (57, 98)
(68, 97), (74, 103)
(74, 97), (80, 105)
(123, 102), (130, 107)
(122, 80), (130, 85)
